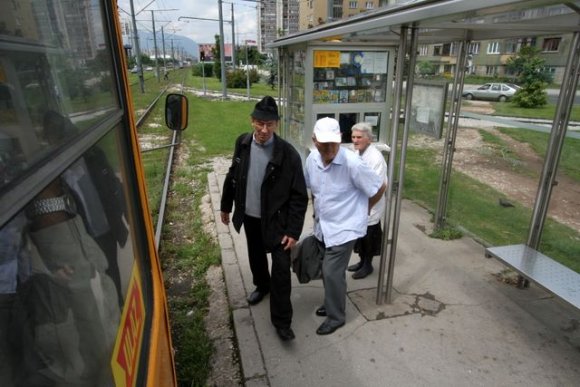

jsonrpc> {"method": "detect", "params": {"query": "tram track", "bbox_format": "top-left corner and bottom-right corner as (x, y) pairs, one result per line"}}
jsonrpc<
(136, 72), (187, 251)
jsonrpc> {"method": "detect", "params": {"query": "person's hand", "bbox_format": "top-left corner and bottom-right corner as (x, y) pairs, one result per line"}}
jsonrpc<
(220, 211), (230, 225)
(281, 235), (297, 251)
(53, 264), (74, 282)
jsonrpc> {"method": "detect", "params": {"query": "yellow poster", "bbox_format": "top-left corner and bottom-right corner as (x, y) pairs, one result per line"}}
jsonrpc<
(314, 51), (340, 68)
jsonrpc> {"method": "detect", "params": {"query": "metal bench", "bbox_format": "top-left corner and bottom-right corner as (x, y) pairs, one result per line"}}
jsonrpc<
(485, 244), (580, 310)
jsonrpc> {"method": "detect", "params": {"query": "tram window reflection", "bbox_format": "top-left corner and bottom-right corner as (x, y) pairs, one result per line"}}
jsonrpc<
(0, 129), (134, 385)
(0, 0), (119, 192)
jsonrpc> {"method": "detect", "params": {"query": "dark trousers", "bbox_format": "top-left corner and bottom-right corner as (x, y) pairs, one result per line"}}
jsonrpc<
(243, 215), (292, 329)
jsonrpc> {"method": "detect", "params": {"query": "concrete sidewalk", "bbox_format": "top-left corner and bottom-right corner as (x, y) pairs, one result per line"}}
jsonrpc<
(208, 162), (580, 387)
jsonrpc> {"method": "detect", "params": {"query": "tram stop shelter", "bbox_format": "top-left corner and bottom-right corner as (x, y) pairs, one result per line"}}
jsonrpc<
(269, 0), (580, 308)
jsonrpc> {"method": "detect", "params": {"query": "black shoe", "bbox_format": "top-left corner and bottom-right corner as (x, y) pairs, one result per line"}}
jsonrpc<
(316, 321), (345, 335)
(347, 260), (363, 272)
(276, 327), (295, 341)
(352, 264), (373, 279)
(247, 289), (269, 305)
(315, 306), (327, 317)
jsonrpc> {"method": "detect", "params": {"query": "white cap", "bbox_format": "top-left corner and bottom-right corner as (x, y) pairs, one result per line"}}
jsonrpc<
(313, 117), (341, 143)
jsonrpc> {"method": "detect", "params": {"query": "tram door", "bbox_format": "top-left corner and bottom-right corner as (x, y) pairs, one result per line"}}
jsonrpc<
(0, 2), (175, 386)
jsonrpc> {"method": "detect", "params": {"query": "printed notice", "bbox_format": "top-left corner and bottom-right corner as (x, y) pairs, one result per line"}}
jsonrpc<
(314, 51), (341, 68)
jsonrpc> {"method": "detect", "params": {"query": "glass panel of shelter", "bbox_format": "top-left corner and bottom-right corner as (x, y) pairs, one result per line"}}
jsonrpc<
(312, 49), (388, 144)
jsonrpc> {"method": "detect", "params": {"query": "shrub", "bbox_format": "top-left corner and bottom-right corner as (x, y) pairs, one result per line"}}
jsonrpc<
(226, 69), (248, 88)
(192, 63), (213, 77)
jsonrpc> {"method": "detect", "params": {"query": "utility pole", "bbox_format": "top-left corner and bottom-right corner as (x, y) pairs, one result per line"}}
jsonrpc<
(161, 26), (167, 71)
(218, 0), (227, 99)
(129, 0), (145, 92)
(151, 10), (159, 81)
(231, 3), (236, 69)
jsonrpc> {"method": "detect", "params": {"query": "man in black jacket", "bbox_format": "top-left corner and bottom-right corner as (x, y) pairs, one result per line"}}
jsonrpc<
(220, 96), (308, 341)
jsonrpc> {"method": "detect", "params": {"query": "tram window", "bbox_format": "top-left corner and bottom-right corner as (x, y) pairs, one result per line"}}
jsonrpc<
(0, 1), (119, 192)
(0, 130), (134, 385)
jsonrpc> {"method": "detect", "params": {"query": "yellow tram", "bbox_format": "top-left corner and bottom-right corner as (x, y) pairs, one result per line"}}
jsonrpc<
(0, 1), (185, 385)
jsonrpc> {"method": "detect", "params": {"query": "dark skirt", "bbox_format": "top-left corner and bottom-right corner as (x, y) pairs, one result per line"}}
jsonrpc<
(354, 222), (383, 258)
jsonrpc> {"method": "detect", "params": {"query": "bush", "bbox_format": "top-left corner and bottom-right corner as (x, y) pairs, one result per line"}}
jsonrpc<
(249, 68), (260, 84)
(192, 63), (213, 77)
(511, 79), (548, 108)
(226, 69), (260, 88)
(226, 69), (248, 88)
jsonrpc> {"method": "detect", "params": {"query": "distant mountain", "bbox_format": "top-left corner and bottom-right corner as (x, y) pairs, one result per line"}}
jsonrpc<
(128, 30), (199, 60)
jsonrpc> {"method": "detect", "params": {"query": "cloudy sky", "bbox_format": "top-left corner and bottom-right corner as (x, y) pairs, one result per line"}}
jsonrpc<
(117, 0), (260, 46)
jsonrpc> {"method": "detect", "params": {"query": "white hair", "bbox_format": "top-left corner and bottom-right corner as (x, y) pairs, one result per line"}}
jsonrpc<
(351, 122), (373, 140)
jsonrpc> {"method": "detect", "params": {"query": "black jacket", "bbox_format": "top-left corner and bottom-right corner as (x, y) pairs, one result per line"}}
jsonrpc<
(220, 133), (308, 251)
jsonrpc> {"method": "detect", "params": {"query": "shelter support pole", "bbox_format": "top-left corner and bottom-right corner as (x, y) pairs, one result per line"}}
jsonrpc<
(434, 37), (470, 229)
(377, 26), (418, 304)
(527, 31), (580, 249)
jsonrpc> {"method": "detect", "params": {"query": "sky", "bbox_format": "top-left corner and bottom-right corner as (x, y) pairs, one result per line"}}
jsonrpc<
(117, 0), (259, 46)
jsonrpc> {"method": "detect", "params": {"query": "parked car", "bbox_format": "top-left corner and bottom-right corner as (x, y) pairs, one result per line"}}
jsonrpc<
(462, 83), (521, 102)
(130, 66), (140, 74)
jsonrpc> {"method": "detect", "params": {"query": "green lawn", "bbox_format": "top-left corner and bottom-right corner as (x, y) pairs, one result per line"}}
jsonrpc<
(404, 139), (580, 274)
(491, 100), (580, 121)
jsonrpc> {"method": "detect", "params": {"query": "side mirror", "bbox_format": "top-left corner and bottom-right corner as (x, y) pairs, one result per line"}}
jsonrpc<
(165, 93), (188, 130)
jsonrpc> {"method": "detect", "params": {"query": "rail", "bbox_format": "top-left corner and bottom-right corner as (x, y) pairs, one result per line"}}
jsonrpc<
(136, 71), (187, 252)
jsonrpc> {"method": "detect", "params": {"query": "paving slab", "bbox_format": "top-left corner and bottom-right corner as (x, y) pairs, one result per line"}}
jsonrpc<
(208, 164), (580, 387)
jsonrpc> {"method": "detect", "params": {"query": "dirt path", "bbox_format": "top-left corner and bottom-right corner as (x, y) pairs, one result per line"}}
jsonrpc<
(412, 101), (580, 232)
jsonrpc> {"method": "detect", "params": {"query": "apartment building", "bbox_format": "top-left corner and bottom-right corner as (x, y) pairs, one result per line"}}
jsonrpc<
(258, 0), (300, 56)
(417, 8), (571, 84)
(299, 0), (384, 30)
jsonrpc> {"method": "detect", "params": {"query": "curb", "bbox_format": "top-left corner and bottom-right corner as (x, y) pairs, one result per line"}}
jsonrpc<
(208, 171), (270, 386)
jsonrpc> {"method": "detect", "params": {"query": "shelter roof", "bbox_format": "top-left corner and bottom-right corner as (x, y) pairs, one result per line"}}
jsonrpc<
(270, 0), (580, 48)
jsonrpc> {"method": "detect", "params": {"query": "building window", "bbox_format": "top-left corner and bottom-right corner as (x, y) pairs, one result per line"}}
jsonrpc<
(505, 39), (519, 54)
(366, 1), (374, 9)
(542, 37), (561, 52)
(487, 41), (500, 54)
(433, 45), (442, 56)
(468, 42), (480, 55)
(349, 1), (357, 8)
(485, 65), (497, 76)
(449, 43), (457, 56)
(418, 45), (428, 56)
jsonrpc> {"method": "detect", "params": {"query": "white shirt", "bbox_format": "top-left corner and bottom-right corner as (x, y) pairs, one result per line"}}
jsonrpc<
(356, 144), (388, 226)
(305, 147), (383, 247)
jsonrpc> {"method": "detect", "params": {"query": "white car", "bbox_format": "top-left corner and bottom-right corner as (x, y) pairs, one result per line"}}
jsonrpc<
(462, 83), (521, 102)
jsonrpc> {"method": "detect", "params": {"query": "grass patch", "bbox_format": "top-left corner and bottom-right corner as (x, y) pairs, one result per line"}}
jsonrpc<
(161, 162), (221, 386)
(188, 74), (278, 98)
(404, 146), (580, 273)
(187, 96), (256, 157)
(498, 127), (580, 182)
(492, 101), (580, 121)
(478, 129), (518, 160)
(430, 225), (463, 240)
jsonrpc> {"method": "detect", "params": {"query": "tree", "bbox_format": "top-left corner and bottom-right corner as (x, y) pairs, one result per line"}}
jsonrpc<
(506, 46), (551, 108)
(212, 35), (222, 81)
(234, 45), (265, 66)
(417, 60), (437, 77)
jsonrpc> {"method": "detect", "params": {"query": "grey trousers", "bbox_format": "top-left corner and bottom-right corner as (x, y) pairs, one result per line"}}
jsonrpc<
(322, 240), (356, 327)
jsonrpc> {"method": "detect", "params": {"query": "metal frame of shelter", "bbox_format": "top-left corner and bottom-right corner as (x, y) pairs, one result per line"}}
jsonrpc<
(270, 0), (580, 305)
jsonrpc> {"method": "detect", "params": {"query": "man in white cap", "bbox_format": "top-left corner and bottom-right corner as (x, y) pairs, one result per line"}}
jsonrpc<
(304, 117), (386, 335)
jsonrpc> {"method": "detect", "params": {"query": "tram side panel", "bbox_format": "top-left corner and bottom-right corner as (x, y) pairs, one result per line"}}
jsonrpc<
(0, 1), (176, 386)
